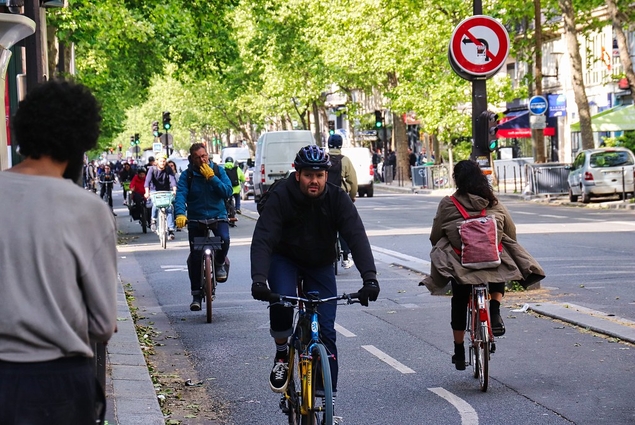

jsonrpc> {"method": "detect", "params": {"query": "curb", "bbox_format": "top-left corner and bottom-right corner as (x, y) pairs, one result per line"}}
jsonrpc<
(106, 276), (164, 425)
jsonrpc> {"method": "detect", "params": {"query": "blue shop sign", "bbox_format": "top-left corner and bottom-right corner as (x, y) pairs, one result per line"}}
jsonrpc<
(547, 93), (567, 117)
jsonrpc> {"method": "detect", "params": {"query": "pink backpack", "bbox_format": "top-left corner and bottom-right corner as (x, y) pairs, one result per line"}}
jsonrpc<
(450, 196), (502, 270)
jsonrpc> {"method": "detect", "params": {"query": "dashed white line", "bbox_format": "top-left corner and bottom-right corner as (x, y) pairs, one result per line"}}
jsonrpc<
(428, 387), (478, 425)
(361, 345), (415, 374)
(335, 323), (356, 337)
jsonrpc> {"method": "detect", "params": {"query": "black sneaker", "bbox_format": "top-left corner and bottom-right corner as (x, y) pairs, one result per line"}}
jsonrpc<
(190, 295), (202, 311)
(269, 359), (289, 393)
(452, 343), (466, 370)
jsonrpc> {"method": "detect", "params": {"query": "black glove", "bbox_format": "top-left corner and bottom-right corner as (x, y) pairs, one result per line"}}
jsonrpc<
(358, 279), (380, 306)
(251, 282), (271, 302)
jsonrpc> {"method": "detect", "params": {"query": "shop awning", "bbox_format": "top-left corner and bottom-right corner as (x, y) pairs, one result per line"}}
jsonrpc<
(497, 111), (555, 138)
(570, 104), (635, 132)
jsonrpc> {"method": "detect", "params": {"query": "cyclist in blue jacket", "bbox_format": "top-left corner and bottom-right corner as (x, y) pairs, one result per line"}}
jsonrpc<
(174, 143), (233, 311)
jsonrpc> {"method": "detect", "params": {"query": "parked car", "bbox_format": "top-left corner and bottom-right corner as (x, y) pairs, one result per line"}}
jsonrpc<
(567, 147), (635, 203)
(241, 167), (254, 200)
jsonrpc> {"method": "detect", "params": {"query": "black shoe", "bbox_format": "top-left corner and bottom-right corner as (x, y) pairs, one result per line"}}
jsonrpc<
(190, 295), (202, 311)
(215, 263), (228, 282)
(491, 313), (506, 336)
(269, 359), (289, 393)
(452, 342), (466, 370)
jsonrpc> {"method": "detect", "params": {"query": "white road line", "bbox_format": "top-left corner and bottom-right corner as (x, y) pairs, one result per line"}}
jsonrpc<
(335, 323), (356, 337)
(428, 387), (478, 425)
(361, 345), (415, 374)
(513, 211), (535, 215)
(541, 214), (567, 218)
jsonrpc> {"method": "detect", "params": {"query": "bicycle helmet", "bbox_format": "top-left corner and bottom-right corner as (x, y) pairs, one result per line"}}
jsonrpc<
(293, 145), (331, 171)
(225, 157), (234, 163)
(327, 134), (343, 149)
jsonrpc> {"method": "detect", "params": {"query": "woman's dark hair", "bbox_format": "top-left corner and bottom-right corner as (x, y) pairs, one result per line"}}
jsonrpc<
(452, 160), (498, 207)
(12, 79), (102, 162)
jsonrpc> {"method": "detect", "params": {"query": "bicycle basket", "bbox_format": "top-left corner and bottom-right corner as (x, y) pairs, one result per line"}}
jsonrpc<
(193, 236), (223, 251)
(150, 191), (174, 208)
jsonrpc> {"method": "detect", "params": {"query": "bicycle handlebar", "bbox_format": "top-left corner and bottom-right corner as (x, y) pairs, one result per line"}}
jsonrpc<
(269, 292), (361, 306)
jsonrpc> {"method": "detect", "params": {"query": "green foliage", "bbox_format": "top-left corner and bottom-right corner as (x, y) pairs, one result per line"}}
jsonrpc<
(602, 132), (635, 153)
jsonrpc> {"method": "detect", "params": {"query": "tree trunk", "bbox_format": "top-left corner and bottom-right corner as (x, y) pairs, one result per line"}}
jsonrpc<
(559, 0), (594, 150)
(432, 133), (440, 165)
(393, 111), (409, 185)
(606, 0), (635, 98)
(312, 101), (321, 145)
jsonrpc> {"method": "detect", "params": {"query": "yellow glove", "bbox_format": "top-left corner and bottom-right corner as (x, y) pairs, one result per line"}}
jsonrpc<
(200, 163), (215, 180)
(175, 215), (187, 229)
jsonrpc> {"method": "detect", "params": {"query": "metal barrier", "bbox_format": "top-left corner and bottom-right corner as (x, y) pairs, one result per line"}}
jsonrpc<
(411, 164), (452, 189)
(525, 163), (570, 196)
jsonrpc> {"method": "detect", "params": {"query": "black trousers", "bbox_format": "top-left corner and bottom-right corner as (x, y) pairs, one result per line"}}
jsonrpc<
(0, 356), (104, 425)
(451, 280), (505, 331)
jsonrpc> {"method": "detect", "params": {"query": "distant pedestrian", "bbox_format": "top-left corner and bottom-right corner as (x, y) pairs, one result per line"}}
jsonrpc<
(408, 148), (417, 179)
(0, 79), (118, 424)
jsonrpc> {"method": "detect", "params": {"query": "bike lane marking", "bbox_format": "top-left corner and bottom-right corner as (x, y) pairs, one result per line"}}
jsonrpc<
(334, 323), (356, 337)
(428, 387), (478, 425)
(361, 345), (415, 374)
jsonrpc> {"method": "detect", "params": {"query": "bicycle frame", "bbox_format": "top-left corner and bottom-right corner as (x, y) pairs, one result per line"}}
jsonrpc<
(191, 219), (225, 323)
(274, 289), (359, 425)
(466, 284), (494, 392)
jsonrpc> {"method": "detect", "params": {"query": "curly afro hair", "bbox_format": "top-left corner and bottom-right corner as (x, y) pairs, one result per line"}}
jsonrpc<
(12, 79), (102, 163)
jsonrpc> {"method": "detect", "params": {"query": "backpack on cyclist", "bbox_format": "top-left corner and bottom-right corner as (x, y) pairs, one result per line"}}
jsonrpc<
(450, 196), (502, 270)
(256, 177), (286, 214)
(327, 154), (343, 187)
(225, 166), (240, 187)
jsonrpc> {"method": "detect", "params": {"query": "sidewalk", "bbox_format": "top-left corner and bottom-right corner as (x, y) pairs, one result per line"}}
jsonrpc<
(104, 183), (635, 423)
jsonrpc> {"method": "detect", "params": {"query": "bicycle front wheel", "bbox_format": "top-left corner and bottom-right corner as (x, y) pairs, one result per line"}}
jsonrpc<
(302, 343), (333, 425)
(477, 322), (489, 392)
(204, 253), (213, 323)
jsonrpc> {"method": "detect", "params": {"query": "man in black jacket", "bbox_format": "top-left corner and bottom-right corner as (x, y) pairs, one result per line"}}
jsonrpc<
(250, 145), (380, 399)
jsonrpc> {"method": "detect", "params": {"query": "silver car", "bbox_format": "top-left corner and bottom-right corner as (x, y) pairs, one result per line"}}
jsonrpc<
(567, 147), (635, 203)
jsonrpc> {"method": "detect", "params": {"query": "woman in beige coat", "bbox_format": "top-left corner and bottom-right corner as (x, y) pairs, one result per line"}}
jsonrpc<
(420, 160), (545, 370)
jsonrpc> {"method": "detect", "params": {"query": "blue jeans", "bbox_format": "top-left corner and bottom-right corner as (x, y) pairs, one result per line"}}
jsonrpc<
(267, 254), (339, 391)
(152, 204), (175, 230)
(233, 193), (241, 211)
(187, 221), (230, 293)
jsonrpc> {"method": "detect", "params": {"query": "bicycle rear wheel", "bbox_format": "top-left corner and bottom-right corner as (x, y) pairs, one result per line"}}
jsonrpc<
(159, 210), (167, 248)
(302, 343), (333, 425)
(477, 321), (489, 392)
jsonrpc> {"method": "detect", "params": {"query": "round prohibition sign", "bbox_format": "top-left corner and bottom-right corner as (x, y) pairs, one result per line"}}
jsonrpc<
(449, 15), (510, 77)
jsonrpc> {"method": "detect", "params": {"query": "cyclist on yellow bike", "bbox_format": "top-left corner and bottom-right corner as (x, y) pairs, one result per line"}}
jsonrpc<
(250, 145), (380, 408)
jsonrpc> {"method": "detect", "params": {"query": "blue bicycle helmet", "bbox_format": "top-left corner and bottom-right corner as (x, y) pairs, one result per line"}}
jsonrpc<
(327, 134), (343, 149)
(293, 145), (331, 171)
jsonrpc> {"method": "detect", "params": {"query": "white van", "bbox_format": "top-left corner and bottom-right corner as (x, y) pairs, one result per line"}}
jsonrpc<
(253, 130), (316, 201)
(341, 147), (374, 197)
(221, 147), (251, 165)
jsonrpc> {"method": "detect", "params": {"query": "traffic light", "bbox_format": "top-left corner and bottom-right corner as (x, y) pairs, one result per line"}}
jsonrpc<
(152, 121), (159, 137)
(476, 110), (500, 153)
(374, 110), (383, 129)
(134, 133), (140, 145)
(162, 111), (171, 131)
(328, 120), (335, 135)
(486, 111), (500, 152)
(130, 135), (135, 147)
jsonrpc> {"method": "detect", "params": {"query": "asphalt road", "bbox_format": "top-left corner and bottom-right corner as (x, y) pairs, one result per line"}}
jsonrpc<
(115, 188), (635, 425)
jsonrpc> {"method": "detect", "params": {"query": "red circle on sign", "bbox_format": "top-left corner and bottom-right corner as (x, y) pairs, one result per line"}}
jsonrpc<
(449, 15), (509, 76)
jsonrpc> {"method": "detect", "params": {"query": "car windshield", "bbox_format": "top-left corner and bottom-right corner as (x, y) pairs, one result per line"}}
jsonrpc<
(589, 151), (634, 168)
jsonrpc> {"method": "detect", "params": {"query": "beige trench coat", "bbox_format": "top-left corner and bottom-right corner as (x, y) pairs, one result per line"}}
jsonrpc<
(421, 192), (545, 295)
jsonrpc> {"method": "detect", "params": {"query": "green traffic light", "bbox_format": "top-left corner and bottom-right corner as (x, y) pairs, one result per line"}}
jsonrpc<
(329, 130), (335, 135)
(375, 122), (382, 128)
(163, 123), (171, 130)
(488, 140), (498, 151)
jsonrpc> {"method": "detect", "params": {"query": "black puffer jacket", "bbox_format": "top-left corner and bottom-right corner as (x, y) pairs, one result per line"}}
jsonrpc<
(251, 172), (376, 284)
